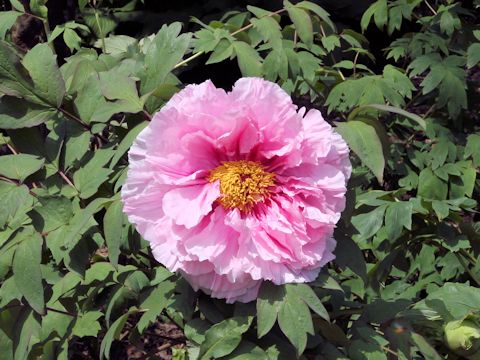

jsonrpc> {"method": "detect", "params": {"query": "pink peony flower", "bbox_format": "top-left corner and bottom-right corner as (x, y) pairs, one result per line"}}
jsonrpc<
(121, 77), (351, 303)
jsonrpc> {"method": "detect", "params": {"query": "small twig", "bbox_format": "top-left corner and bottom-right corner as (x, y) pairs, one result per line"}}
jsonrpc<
(424, 0), (438, 15)
(58, 170), (77, 189)
(143, 331), (186, 344)
(57, 107), (90, 130)
(6, 143), (18, 154)
(47, 307), (76, 317)
(382, 346), (400, 357)
(142, 110), (152, 121)
(293, 30), (298, 48)
(57, 107), (108, 143)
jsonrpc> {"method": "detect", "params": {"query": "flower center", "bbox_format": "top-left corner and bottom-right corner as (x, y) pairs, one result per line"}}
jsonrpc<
(208, 160), (276, 212)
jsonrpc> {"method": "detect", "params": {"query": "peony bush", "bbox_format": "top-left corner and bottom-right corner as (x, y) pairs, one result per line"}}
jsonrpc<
(0, 0), (479, 359)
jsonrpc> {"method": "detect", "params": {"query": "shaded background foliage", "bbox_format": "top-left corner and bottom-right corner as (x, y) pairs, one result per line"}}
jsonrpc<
(0, 0), (480, 359)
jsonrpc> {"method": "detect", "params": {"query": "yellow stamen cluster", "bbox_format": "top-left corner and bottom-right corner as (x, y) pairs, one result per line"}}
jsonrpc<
(208, 160), (276, 212)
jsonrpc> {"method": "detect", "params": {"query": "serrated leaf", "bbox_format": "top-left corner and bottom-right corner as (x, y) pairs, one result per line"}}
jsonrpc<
(233, 41), (262, 77)
(285, 2), (313, 47)
(250, 16), (282, 50)
(296, 1), (335, 31)
(141, 23), (191, 111)
(13, 229), (45, 315)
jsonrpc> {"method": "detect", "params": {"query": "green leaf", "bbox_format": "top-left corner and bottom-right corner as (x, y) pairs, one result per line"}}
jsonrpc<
(256, 282), (285, 338)
(361, 0), (388, 31)
(289, 283), (329, 321)
(60, 197), (111, 251)
(285, 1), (313, 47)
(0, 11), (21, 39)
(351, 104), (426, 130)
(141, 22), (191, 110)
(227, 341), (269, 360)
(334, 231), (367, 281)
(0, 154), (44, 182)
(110, 122), (148, 169)
(296, 1), (335, 31)
(351, 205), (387, 240)
(449, 164), (476, 199)
(335, 120), (385, 183)
(73, 149), (114, 199)
(432, 200), (449, 221)
(99, 68), (143, 112)
(250, 16), (282, 50)
(199, 317), (252, 360)
(185, 318), (210, 344)
(464, 134), (480, 167)
(278, 286), (314, 357)
(72, 311), (103, 337)
(12, 229), (45, 315)
(0, 96), (58, 129)
(233, 41), (262, 77)
(137, 281), (175, 333)
(321, 35), (340, 52)
(0, 181), (32, 229)
(32, 196), (73, 233)
(410, 333), (442, 360)
(467, 43), (480, 68)
(100, 309), (137, 360)
(63, 28), (82, 52)
(84, 13), (116, 39)
(103, 200), (129, 267)
(22, 43), (66, 107)
(384, 202), (412, 241)
(10, 0), (25, 11)
(418, 168), (447, 200)
(206, 39), (234, 65)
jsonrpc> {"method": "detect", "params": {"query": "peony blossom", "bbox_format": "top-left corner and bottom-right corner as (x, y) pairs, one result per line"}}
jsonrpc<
(121, 77), (351, 303)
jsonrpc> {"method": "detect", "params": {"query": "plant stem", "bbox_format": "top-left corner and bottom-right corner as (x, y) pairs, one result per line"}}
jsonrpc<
(424, 0), (437, 15)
